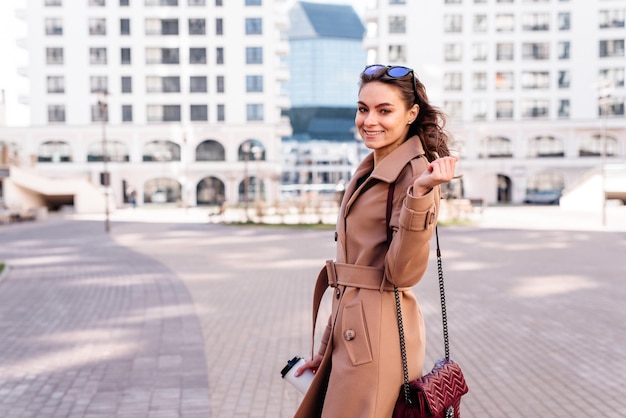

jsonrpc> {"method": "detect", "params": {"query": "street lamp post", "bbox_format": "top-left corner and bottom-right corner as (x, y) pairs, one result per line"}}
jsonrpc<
(599, 86), (612, 227)
(98, 90), (110, 233)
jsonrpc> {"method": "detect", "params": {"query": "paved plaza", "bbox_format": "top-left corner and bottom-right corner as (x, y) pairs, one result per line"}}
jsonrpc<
(0, 206), (625, 417)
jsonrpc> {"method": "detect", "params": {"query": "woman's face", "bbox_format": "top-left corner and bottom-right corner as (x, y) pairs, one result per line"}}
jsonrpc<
(356, 81), (418, 154)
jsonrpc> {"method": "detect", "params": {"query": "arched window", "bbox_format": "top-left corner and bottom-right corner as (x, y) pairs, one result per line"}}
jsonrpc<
(38, 140), (72, 162)
(196, 140), (225, 161)
(238, 176), (265, 203)
(527, 135), (564, 158)
(526, 172), (564, 193)
(143, 177), (182, 203)
(87, 140), (130, 162)
(579, 134), (619, 157)
(197, 176), (226, 205)
(479, 136), (513, 158)
(238, 139), (266, 161)
(142, 140), (181, 162)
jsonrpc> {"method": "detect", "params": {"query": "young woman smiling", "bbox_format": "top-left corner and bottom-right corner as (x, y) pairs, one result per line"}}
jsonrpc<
(294, 65), (458, 418)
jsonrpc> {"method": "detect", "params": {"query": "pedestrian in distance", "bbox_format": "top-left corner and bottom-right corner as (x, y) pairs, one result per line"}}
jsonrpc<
(293, 64), (459, 418)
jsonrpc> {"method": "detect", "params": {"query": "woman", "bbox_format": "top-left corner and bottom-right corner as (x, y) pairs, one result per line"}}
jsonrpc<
(293, 65), (458, 418)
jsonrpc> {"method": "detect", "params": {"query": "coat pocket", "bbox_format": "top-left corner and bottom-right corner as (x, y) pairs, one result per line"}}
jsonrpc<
(341, 301), (373, 366)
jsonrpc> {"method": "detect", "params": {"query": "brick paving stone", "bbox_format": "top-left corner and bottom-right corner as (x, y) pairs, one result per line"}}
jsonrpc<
(2, 208), (626, 417)
(0, 218), (211, 418)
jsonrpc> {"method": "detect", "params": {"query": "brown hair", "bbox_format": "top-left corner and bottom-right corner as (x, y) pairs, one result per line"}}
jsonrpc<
(359, 66), (451, 161)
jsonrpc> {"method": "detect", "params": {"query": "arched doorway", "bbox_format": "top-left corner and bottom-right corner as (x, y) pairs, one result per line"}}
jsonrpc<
(197, 176), (225, 205)
(143, 178), (182, 204)
(497, 174), (512, 203)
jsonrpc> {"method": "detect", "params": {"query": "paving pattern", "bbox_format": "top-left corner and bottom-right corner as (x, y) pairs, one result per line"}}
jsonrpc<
(1, 210), (626, 417)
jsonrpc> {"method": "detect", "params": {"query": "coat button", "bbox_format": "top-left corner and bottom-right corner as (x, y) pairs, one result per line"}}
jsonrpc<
(344, 329), (356, 341)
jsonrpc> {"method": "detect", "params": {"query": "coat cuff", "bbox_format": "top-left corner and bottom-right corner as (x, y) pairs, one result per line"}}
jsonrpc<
(399, 186), (437, 231)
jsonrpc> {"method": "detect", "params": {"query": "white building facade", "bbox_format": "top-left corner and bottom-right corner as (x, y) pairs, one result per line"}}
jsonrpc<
(362, 0), (625, 206)
(1, 0), (291, 212)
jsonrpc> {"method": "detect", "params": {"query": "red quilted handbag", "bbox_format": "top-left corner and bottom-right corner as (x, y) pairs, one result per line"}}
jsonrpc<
(391, 228), (469, 418)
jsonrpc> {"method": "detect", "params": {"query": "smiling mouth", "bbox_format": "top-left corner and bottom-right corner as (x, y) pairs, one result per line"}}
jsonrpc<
(364, 130), (384, 135)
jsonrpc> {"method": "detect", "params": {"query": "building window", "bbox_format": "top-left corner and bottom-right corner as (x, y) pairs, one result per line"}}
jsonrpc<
(120, 18), (130, 35)
(473, 14), (487, 32)
(121, 76), (132, 93)
(147, 76), (180, 93)
(521, 100), (549, 118)
(216, 47), (224, 64)
(472, 42), (488, 61)
(121, 48), (131, 64)
(443, 101), (462, 119)
(91, 103), (108, 122)
(48, 105), (66, 123)
(120, 0), (129, 6)
(444, 43), (462, 61)
(471, 100), (487, 120)
(528, 137), (564, 159)
(558, 41), (570, 60)
(215, 18), (223, 35)
(217, 104), (225, 121)
(558, 99), (570, 118)
(522, 42), (549, 60)
(388, 44), (406, 63)
(216, 75), (224, 93)
(189, 18), (205, 35)
(444, 72), (462, 91)
(90, 76), (108, 93)
(146, 47), (180, 64)
(599, 68), (625, 88)
(196, 140), (225, 161)
(190, 105), (208, 121)
(245, 18), (262, 35)
(216, 0), (222, 5)
(38, 141), (71, 162)
(147, 105), (181, 122)
(89, 18), (106, 35)
(245, 47), (262, 64)
(522, 13), (549, 31)
(389, 0), (406, 4)
(90, 47), (107, 65)
(445, 0), (461, 3)
(389, 16), (406, 34)
(45, 18), (63, 35)
(598, 96), (625, 117)
(142, 140), (181, 162)
(46, 47), (64, 64)
(47, 76), (65, 93)
(190, 76), (207, 92)
(162, 19), (179, 35)
(189, 0), (205, 5)
(480, 136), (513, 158)
(558, 70), (570, 88)
(473, 72), (487, 90)
(496, 43), (514, 61)
(45, 0), (62, 5)
(496, 102), (514, 119)
(474, 0), (486, 3)
(246, 104), (263, 121)
(246, 75), (263, 92)
(444, 14), (462, 32)
(521, 71), (549, 89)
(89, 0), (105, 5)
(495, 72), (514, 90)
(190, 48), (207, 64)
(558, 12), (571, 30)
(599, 9), (625, 29)
(145, 0), (178, 5)
(495, 14), (514, 32)
(245, 0), (261, 5)
(599, 40), (625, 58)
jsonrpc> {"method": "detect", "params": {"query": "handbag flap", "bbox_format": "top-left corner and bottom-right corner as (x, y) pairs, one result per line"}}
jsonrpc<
(410, 359), (469, 414)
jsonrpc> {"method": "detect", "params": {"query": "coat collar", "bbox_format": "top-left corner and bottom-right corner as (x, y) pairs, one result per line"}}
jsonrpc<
(343, 136), (426, 214)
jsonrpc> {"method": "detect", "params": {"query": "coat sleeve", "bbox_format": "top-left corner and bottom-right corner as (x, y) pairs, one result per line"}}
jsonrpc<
(384, 176), (440, 288)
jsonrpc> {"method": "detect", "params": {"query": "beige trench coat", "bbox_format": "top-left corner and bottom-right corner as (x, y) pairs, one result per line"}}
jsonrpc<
(295, 136), (440, 418)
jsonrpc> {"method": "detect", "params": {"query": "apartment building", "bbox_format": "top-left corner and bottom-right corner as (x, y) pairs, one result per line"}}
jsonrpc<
(1, 0), (291, 212)
(363, 0), (625, 207)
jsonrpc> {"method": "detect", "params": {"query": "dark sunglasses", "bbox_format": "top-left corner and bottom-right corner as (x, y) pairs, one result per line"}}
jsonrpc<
(362, 64), (419, 104)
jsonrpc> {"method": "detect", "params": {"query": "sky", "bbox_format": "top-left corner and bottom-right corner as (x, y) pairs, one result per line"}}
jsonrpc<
(0, 0), (360, 127)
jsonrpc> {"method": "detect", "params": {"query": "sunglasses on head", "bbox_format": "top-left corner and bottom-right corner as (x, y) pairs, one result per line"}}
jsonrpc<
(362, 64), (419, 104)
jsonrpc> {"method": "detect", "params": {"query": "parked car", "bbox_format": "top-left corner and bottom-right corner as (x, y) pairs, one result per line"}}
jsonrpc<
(523, 190), (562, 205)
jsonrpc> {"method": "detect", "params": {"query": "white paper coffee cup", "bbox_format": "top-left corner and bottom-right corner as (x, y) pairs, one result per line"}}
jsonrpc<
(281, 356), (315, 394)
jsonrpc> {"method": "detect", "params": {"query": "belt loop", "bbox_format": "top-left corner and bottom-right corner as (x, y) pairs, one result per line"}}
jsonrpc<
(325, 260), (340, 299)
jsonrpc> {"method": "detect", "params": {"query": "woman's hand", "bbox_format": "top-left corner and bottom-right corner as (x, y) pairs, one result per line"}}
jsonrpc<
(295, 354), (323, 376)
(413, 156), (459, 197)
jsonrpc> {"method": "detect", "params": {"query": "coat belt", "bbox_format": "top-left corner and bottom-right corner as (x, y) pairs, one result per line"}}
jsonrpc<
(326, 260), (410, 292)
